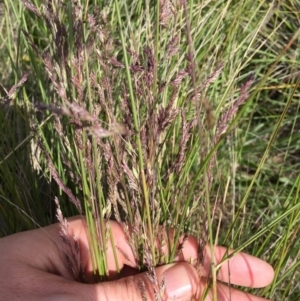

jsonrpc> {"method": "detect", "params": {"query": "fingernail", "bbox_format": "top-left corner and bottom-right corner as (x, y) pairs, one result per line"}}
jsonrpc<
(163, 263), (195, 300)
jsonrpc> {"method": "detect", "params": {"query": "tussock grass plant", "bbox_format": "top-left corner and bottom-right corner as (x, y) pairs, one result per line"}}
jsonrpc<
(0, 0), (299, 300)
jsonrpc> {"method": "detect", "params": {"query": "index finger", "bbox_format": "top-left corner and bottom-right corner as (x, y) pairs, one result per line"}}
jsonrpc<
(179, 236), (274, 288)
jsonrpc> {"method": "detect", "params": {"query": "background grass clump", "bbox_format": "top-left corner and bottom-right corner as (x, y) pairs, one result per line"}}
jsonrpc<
(0, 0), (299, 300)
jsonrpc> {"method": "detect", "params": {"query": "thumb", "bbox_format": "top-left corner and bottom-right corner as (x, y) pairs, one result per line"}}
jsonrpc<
(88, 262), (199, 301)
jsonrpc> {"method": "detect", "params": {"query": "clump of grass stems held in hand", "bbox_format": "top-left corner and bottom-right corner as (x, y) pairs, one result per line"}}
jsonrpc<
(18, 0), (253, 295)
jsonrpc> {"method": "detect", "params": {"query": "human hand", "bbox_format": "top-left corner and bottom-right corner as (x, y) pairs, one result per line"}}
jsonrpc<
(0, 216), (274, 301)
